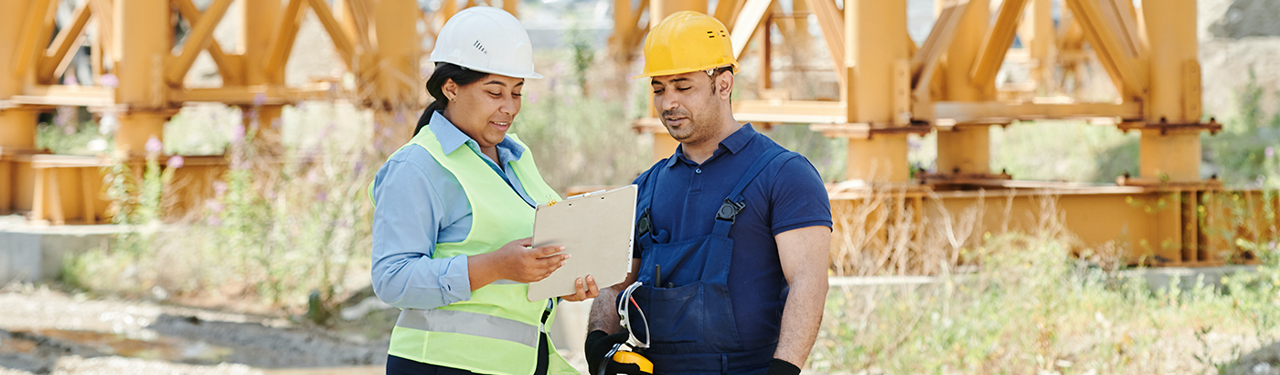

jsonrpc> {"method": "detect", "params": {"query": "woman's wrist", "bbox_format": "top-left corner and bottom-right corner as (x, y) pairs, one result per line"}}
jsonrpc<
(466, 252), (500, 291)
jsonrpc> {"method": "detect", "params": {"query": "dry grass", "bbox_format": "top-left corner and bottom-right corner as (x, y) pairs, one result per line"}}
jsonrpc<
(815, 184), (1280, 374)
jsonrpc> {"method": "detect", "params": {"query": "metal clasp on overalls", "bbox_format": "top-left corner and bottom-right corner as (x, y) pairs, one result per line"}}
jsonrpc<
(715, 199), (745, 222)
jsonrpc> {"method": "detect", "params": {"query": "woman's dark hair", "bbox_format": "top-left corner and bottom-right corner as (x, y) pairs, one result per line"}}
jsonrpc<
(415, 62), (489, 135)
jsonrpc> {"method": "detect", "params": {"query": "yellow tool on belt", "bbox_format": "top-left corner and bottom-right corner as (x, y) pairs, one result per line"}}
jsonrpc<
(599, 282), (653, 375)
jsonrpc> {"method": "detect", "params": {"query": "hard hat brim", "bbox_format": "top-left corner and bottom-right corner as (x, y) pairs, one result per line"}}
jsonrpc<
(429, 58), (544, 80)
(631, 63), (739, 80)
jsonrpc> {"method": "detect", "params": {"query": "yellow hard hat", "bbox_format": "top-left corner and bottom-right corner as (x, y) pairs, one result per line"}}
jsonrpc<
(633, 11), (739, 79)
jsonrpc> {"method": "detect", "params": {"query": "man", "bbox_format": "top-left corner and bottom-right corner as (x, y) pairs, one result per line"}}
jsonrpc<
(584, 11), (831, 375)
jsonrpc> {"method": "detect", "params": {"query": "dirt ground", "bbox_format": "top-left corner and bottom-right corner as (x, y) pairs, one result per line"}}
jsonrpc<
(0, 283), (385, 374)
(0, 283), (595, 375)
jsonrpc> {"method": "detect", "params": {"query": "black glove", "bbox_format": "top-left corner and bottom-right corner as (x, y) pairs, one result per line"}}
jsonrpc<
(766, 359), (801, 375)
(585, 330), (629, 375)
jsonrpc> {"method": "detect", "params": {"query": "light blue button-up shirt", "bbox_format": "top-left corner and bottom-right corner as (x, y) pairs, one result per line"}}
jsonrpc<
(371, 111), (538, 310)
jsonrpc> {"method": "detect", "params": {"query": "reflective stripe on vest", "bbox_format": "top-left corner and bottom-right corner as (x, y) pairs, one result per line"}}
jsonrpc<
(396, 308), (540, 348)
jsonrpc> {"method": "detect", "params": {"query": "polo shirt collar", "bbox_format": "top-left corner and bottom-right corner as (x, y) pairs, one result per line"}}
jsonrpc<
(427, 110), (526, 160)
(664, 123), (757, 168)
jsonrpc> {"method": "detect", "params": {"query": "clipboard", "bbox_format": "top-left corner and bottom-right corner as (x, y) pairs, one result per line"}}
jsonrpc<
(527, 185), (637, 301)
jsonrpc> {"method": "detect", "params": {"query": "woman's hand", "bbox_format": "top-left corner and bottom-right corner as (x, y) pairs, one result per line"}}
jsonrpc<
(469, 237), (569, 290)
(497, 237), (569, 283)
(561, 275), (600, 302)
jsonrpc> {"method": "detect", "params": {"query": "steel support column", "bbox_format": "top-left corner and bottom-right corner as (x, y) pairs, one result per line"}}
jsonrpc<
(848, 135), (910, 183)
(1025, 0), (1054, 93)
(1138, 0), (1200, 182)
(935, 0), (994, 177)
(843, 0), (909, 182)
(113, 0), (173, 156)
(243, 0), (285, 151)
(372, 0), (422, 147)
(1, 0), (39, 151)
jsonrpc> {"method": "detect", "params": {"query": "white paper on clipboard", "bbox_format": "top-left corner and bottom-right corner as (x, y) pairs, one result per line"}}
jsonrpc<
(527, 185), (637, 301)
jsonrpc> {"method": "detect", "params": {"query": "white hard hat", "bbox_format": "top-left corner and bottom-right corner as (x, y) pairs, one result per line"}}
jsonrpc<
(429, 7), (543, 79)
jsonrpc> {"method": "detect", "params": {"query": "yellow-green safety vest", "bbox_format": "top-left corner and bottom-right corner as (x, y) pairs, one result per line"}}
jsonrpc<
(371, 129), (575, 375)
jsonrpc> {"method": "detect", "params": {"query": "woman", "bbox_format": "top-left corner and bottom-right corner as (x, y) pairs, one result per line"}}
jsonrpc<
(370, 7), (598, 375)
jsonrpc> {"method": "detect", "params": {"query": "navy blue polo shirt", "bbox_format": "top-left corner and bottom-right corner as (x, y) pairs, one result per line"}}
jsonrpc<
(633, 124), (832, 346)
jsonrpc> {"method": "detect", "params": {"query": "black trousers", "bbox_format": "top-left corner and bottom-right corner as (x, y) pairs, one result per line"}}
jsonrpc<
(387, 333), (550, 375)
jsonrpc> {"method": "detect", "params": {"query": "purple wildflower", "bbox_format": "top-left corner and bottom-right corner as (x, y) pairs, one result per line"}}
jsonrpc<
(145, 136), (163, 153)
(99, 74), (119, 88)
(231, 124), (245, 142)
(167, 155), (184, 169)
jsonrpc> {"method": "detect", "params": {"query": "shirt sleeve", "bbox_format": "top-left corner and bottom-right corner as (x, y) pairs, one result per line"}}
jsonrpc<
(371, 148), (473, 310)
(769, 154), (833, 236)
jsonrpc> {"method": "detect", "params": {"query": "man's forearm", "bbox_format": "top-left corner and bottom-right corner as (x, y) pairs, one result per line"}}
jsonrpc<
(773, 277), (827, 366)
(588, 284), (624, 334)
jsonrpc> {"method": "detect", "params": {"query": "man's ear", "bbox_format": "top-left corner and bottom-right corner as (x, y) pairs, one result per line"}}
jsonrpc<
(716, 71), (734, 99)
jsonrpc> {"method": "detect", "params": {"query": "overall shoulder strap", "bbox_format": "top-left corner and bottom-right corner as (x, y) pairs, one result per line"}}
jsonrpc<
(634, 159), (667, 239)
(712, 147), (789, 236)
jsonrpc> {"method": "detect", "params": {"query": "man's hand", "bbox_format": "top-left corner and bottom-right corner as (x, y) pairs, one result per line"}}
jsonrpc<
(561, 275), (601, 302)
(585, 330), (629, 375)
(766, 359), (801, 375)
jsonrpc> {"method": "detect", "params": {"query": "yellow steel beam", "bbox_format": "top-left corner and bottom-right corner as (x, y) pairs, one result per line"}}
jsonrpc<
(171, 0), (239, 84)
(306, 0), (357, 73)
(173, 85), (335, 105)
(337, 0), (373, 53)
(11, 84), (115, 107)
(652, 0), (706, 26)
(803, 0), (844, 88)
(846, 0), (908, 124)
(842, 0), (910, 183)
(87, 0), (112, 77)
(266, 0), (307, 82)
(1063, 0), (1145, 101)
(733, 100), (847, 124)
(371, 0), (422, 108)
(1100, 0), (1144, 60)
(607, 0), (643, 62)
(757, 14), (771, 92)
(969, 0), (1029, 86)
(940, 0), (991, 102)
(845, 135), (911, 182)
(0, 159), (9, 213)
(930, 101), (1142, 124)
(51, 32), (90, 81)
(0, 110), (39, 150)
(1141, 0), (1198, 124)
(1, 0), (34, 96)
(730, 0), (773, 59)
(1024, 0), (1053, 92)
(114, 0), (171, 107)
(165, 0), (233, 85)
(910, 1), (967, 105)
(11, 0), (57, 79)
(38, 0), (93, 84)
(243, 0), (281, 86)
(713, 0), (744, 32)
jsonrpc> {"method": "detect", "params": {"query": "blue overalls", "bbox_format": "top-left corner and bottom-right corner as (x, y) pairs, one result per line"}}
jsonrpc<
(630, 147), (790, 375)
